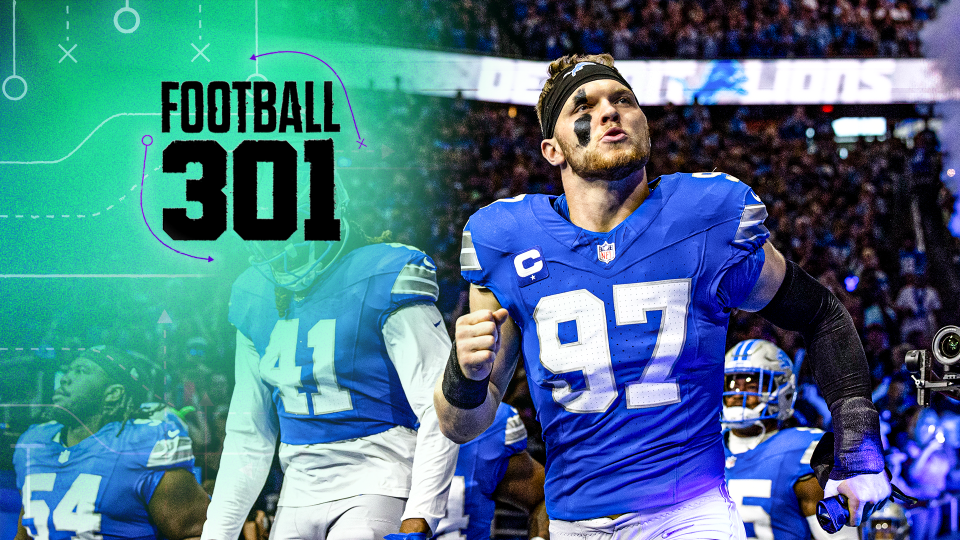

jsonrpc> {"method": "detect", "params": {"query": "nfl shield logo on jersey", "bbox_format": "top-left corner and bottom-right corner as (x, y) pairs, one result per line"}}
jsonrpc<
(597, 241), (616, 263)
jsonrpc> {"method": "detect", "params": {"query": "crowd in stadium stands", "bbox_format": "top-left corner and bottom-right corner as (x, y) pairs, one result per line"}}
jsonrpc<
(411, 0), (943, 58)
(4, 94), (959, 535)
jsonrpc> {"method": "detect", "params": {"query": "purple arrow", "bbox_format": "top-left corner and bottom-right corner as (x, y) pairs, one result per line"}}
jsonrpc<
(251, 51), (367, 149)
(139, 135), (214, 262)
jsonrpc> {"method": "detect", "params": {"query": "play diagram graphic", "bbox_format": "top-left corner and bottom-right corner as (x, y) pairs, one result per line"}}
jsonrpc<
(0, 0), (415, 278)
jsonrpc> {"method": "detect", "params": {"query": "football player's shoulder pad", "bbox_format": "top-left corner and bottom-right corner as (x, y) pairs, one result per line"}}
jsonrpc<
(16, 421), (61, 447)
(666, 171), (763, 225)
(125, 416), (194, 469)
(465, 194), (541, 254)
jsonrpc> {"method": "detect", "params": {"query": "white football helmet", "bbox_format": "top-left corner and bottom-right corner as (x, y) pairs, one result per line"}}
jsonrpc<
(859, 502), (909, 540)
(721, 339), (797, 428)
(246, 176), (351, 292)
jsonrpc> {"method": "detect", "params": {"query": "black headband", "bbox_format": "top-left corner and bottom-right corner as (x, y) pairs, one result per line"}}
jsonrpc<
(540, 61), (634, 139)
(79, 346), (151, 395)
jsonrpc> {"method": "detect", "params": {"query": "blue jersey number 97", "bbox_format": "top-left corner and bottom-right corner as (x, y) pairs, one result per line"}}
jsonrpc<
(533, 279), (691, 413)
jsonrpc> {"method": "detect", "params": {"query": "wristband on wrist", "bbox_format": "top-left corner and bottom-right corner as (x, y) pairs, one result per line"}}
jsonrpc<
(441, 342), (490, 409)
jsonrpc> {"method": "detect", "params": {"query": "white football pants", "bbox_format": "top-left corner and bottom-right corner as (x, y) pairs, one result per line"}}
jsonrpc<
(269, 494), (405, 540)
(549, 483), (747, 540)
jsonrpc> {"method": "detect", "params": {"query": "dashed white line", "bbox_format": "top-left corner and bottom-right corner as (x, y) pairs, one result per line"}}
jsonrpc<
(1, 184), (140, 219)
(0, 346), (96, 353)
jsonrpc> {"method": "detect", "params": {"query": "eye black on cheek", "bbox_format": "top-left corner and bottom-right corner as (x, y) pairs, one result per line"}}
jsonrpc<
(574, 114), (591, 147)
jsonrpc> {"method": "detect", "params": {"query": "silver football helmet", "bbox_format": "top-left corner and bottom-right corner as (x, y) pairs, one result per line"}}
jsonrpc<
(721, 339), (797, 428)
(859, 502), (910, 540)
(246, 175), (351, 291)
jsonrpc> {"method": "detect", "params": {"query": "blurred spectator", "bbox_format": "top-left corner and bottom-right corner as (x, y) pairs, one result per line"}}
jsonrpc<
(888, 408), (952, 540)
(421, 0), (945, 58)
(894, 272), (943, 344)
(898, 236), (927, 276)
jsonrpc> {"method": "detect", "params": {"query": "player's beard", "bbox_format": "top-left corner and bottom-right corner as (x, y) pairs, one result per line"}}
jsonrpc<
(559, 128), (651, 182)
(47, 395), (100, 427)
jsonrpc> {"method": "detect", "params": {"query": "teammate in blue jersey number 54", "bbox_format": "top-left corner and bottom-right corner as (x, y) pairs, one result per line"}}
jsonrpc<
(434, 53), (892, 540)
(14, 346), (209, 540)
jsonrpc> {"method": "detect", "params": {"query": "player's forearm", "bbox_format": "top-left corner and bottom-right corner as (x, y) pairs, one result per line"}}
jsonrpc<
(757, 261), (883, 476)
(203, 333), (279, 540)
(528, 501), (550, 539)
(434, 377), (502, 443)
(401, 406), (460, 534)
(15, 511), (29, 540)
(200, 428), (275, 540)
(438, 286), (520, 442)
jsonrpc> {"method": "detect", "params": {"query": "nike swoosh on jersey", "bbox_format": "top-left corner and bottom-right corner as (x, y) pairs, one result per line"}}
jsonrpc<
(168, 429), (180, 438)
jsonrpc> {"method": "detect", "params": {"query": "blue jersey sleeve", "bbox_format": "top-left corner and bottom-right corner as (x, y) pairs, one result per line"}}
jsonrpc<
(701, 174), (770, 313)
(502, 405), (528, 456)
(729, 184), (770, 254)
(135, 469), (168, 506)
(229, 267), (281, 351)
(459, 195), (530, 290)
(12, 423), (53, 491)
(386, 245), (440, 310)
(128, 418), (195, 505)
(717, 246), (766, 310)
(133, 418), (194, 468)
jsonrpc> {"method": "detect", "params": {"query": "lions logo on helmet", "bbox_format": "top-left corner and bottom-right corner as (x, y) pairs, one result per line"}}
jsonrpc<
(721, 339), (797, 428)
(246, 176), (352, 292)
(859, 502), (910, 540)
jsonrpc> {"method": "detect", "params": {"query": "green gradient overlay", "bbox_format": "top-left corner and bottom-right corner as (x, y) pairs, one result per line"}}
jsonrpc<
(0, 2), (441, 322)
(0, 1), (452, 495)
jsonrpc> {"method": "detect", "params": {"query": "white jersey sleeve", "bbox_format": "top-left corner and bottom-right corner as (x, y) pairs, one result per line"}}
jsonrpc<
(201, 330), (280, 540)
(383, 303), (459, 533)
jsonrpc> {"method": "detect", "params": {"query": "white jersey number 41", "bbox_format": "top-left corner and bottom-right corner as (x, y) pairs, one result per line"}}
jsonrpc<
(261, 319), (354, 416)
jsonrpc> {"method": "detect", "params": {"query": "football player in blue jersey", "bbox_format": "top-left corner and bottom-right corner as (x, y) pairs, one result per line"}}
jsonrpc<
(433, 402), (548, 540)
(722, 339), (857, 540)
(435, 53), (891, 539)
(14, 345), (209, 540)
(202, 185), (459, 540)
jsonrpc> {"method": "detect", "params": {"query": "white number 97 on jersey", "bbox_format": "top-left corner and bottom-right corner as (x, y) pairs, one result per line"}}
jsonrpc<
(534, 279), (692, 413)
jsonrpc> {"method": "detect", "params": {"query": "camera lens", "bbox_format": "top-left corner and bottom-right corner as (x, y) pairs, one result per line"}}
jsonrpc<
(933, 326), (960, 366)
(940, 333), (960, 358)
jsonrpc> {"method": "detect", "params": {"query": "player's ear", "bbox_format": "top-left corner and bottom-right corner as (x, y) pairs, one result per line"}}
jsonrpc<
(102, 384), (126, 413)
(541, 138), (565, 167)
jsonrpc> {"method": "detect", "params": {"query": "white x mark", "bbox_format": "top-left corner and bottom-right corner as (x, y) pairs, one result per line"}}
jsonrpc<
(191, 43), (210, 62)
(58, 43), (77, 63)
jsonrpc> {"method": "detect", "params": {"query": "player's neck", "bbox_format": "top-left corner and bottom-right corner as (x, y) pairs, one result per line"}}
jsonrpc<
(62, 415), (104, 447)
(728, 423), (778, 453)
(562, 167), (649, 233)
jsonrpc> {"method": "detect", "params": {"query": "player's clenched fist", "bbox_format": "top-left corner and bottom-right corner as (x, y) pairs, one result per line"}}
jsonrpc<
(455, 308), (510, 381)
